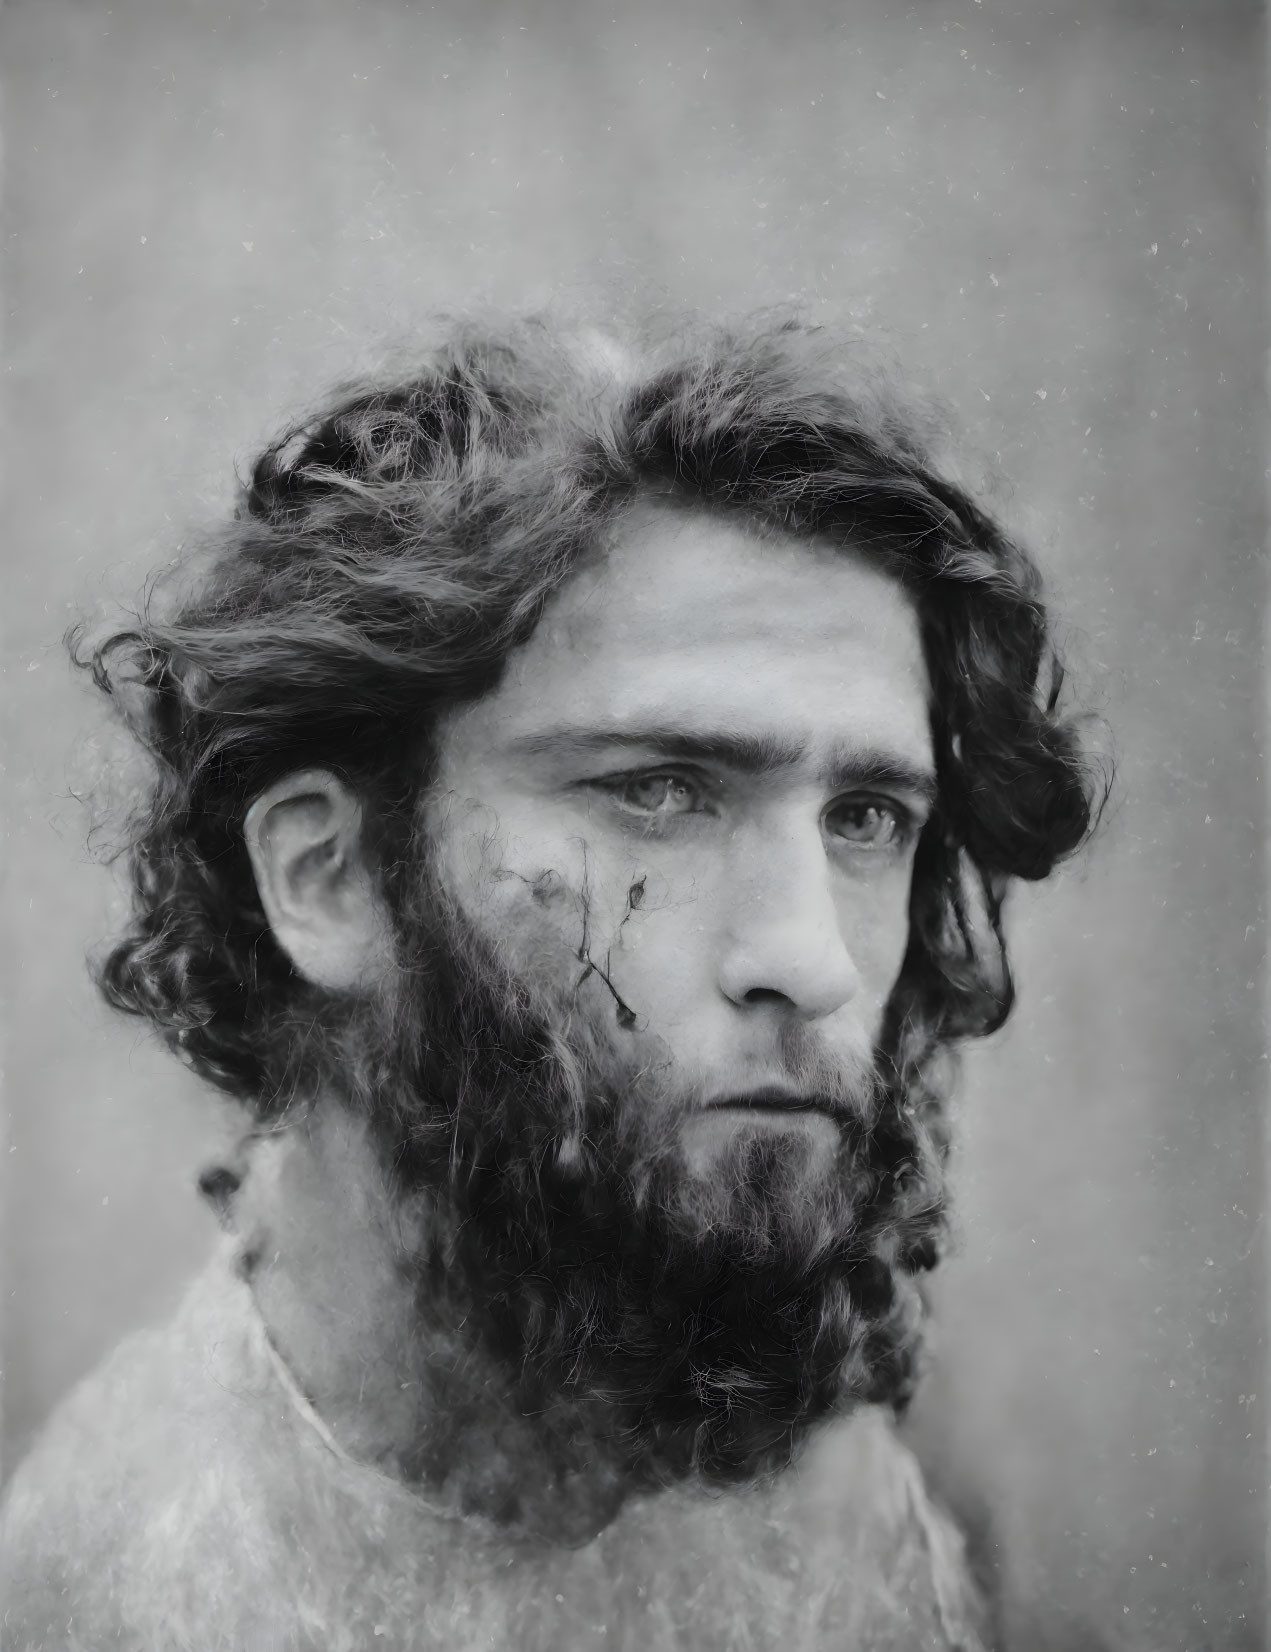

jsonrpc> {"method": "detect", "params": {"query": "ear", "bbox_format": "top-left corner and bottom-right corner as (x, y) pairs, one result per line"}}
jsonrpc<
(243, 769), (393, 991)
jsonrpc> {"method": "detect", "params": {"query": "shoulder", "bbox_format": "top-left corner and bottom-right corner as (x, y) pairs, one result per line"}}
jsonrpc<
(0, 1248), (309, 1651)
(606, 1408), (991, 1651)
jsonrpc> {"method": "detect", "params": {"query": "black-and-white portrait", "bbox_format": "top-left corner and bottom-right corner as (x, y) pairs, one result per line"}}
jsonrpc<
(2, 4), (1263, 1650)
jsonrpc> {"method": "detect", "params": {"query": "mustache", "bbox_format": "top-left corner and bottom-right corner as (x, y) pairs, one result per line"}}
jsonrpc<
(657, 1028), (885, 1145)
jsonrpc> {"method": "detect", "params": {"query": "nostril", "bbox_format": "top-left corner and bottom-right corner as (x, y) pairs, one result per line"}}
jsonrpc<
(741, 987), (796, 1008)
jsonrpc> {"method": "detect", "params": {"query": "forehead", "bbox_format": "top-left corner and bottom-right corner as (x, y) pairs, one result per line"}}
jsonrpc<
(462, 502), (932, 767)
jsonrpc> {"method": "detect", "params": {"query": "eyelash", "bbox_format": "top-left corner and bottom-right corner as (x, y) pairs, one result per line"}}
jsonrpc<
(593, 769), (916, 850)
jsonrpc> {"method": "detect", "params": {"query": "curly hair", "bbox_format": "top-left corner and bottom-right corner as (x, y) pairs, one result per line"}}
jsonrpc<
(76, 312), (1101, 1118)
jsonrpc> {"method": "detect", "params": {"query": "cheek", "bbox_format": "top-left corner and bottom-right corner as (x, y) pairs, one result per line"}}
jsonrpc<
(836, 871), (916, 1006)
(431, 801), (646, 984)
(592, 902), (704, 1028)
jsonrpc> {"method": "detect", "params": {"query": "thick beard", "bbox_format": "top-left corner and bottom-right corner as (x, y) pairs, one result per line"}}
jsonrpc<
(293, 849), (948, 1534)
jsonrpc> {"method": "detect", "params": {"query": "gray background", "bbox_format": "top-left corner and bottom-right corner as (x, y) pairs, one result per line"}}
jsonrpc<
(2, 2), (1264, 1648)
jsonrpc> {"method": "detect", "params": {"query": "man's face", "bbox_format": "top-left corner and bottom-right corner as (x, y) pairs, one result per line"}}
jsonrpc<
(259, 500), (943, 1497)
(428, 502), (934, 1190)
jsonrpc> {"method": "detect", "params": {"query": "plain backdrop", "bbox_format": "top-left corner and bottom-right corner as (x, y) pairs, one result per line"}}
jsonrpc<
(1, 3), (1264, 1648)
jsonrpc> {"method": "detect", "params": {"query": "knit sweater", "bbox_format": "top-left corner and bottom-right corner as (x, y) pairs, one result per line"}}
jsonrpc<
(1, 1116), (990, 1652)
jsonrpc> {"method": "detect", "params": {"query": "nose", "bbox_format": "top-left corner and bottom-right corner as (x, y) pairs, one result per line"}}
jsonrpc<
(715, 818), (861, 1021)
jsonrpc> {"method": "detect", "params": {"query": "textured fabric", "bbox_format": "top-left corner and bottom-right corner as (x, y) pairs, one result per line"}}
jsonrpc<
(2, 1120), (992, 1652)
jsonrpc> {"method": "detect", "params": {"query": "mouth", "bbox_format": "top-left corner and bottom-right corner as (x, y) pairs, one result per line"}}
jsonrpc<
(704, 1087), (844, 1120)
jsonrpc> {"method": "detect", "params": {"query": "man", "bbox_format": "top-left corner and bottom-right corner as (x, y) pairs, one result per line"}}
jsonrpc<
(2, 315), (1097, 1650)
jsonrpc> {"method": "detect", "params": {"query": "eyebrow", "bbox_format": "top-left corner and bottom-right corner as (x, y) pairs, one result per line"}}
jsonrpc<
(507, 725), (939, 805)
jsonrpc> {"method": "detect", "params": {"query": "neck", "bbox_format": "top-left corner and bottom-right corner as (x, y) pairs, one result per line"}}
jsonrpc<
(221, 1100), (629, 1543)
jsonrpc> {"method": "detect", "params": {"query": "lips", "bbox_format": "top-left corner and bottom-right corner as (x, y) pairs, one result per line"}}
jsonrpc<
(704, 1087), (843, 1118)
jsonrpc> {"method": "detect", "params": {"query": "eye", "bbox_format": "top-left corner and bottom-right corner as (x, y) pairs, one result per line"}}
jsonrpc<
(605, 771), (708, 819)
(824, 796), (908, 849)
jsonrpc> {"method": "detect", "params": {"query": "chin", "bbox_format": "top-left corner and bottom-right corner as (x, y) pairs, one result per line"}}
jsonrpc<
(643, 1111), (865, 1276)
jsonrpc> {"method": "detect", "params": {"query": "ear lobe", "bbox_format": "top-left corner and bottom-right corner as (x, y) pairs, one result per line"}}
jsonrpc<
(243, 768), (392, 991)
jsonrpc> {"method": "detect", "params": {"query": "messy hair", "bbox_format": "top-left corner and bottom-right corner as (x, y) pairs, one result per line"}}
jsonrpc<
(78, 312), (1101, 1121)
